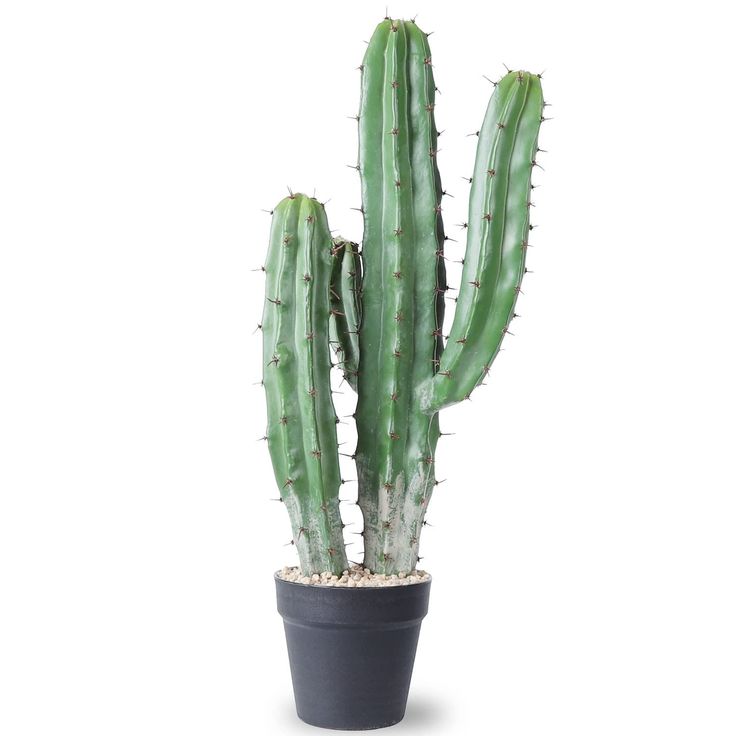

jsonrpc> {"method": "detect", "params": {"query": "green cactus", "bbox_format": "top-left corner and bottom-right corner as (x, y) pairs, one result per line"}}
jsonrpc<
(262, 194), (348, 575)
(262, 18), (544, 576)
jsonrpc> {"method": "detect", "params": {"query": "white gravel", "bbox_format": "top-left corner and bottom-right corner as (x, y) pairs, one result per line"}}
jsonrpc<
(276, 564), (431, 587)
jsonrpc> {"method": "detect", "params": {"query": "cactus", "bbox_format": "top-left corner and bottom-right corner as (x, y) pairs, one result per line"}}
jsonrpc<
(262, 18), (544, 576)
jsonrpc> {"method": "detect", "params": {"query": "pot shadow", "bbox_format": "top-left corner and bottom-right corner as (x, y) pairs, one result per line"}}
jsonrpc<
(272, 693), (450, 733)
(398, 694), (450, 731)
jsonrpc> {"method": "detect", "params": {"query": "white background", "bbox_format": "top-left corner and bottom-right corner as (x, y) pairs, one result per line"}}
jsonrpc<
(1, 0), (735, 734)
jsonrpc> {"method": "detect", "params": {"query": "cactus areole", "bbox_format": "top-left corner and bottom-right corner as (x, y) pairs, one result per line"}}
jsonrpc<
(262, 19), (544, 577)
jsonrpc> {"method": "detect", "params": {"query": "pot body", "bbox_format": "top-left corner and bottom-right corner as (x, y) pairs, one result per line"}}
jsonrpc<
(275, 575), (431, 730)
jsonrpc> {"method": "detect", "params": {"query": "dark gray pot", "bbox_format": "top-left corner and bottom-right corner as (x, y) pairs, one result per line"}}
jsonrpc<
(275, 575), (431, 730)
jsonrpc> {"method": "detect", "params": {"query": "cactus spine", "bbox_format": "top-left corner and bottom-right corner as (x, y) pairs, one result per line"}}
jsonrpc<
(262, 19), (544, 576)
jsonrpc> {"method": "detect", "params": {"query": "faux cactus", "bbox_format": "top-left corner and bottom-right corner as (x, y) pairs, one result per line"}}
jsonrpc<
(262, 18), (544, 576)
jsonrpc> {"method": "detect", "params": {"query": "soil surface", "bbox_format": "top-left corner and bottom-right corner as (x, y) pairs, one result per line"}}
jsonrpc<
(276, 564), (431, 587)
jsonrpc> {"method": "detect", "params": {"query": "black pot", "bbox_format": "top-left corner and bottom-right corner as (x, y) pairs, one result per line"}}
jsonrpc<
(275, 575), (432, 730)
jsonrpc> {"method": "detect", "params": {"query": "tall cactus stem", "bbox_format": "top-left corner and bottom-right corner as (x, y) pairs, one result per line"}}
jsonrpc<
(355, 19), (445, 573)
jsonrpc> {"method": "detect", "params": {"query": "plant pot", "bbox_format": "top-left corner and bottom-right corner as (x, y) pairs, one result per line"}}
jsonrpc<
(274, 574), (432, 730)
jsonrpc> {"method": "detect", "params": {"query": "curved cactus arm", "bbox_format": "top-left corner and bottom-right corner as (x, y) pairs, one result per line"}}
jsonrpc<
(418, 70), (544, 414)
(262, 193), (348, 575)
(329, 238), (362, 392)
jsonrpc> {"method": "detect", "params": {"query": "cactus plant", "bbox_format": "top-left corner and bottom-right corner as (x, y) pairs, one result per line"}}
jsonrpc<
(262, 18), (544, 576)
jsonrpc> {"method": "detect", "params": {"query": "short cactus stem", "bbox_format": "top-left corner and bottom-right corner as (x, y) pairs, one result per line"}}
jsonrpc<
(262, 195), (348, 575)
